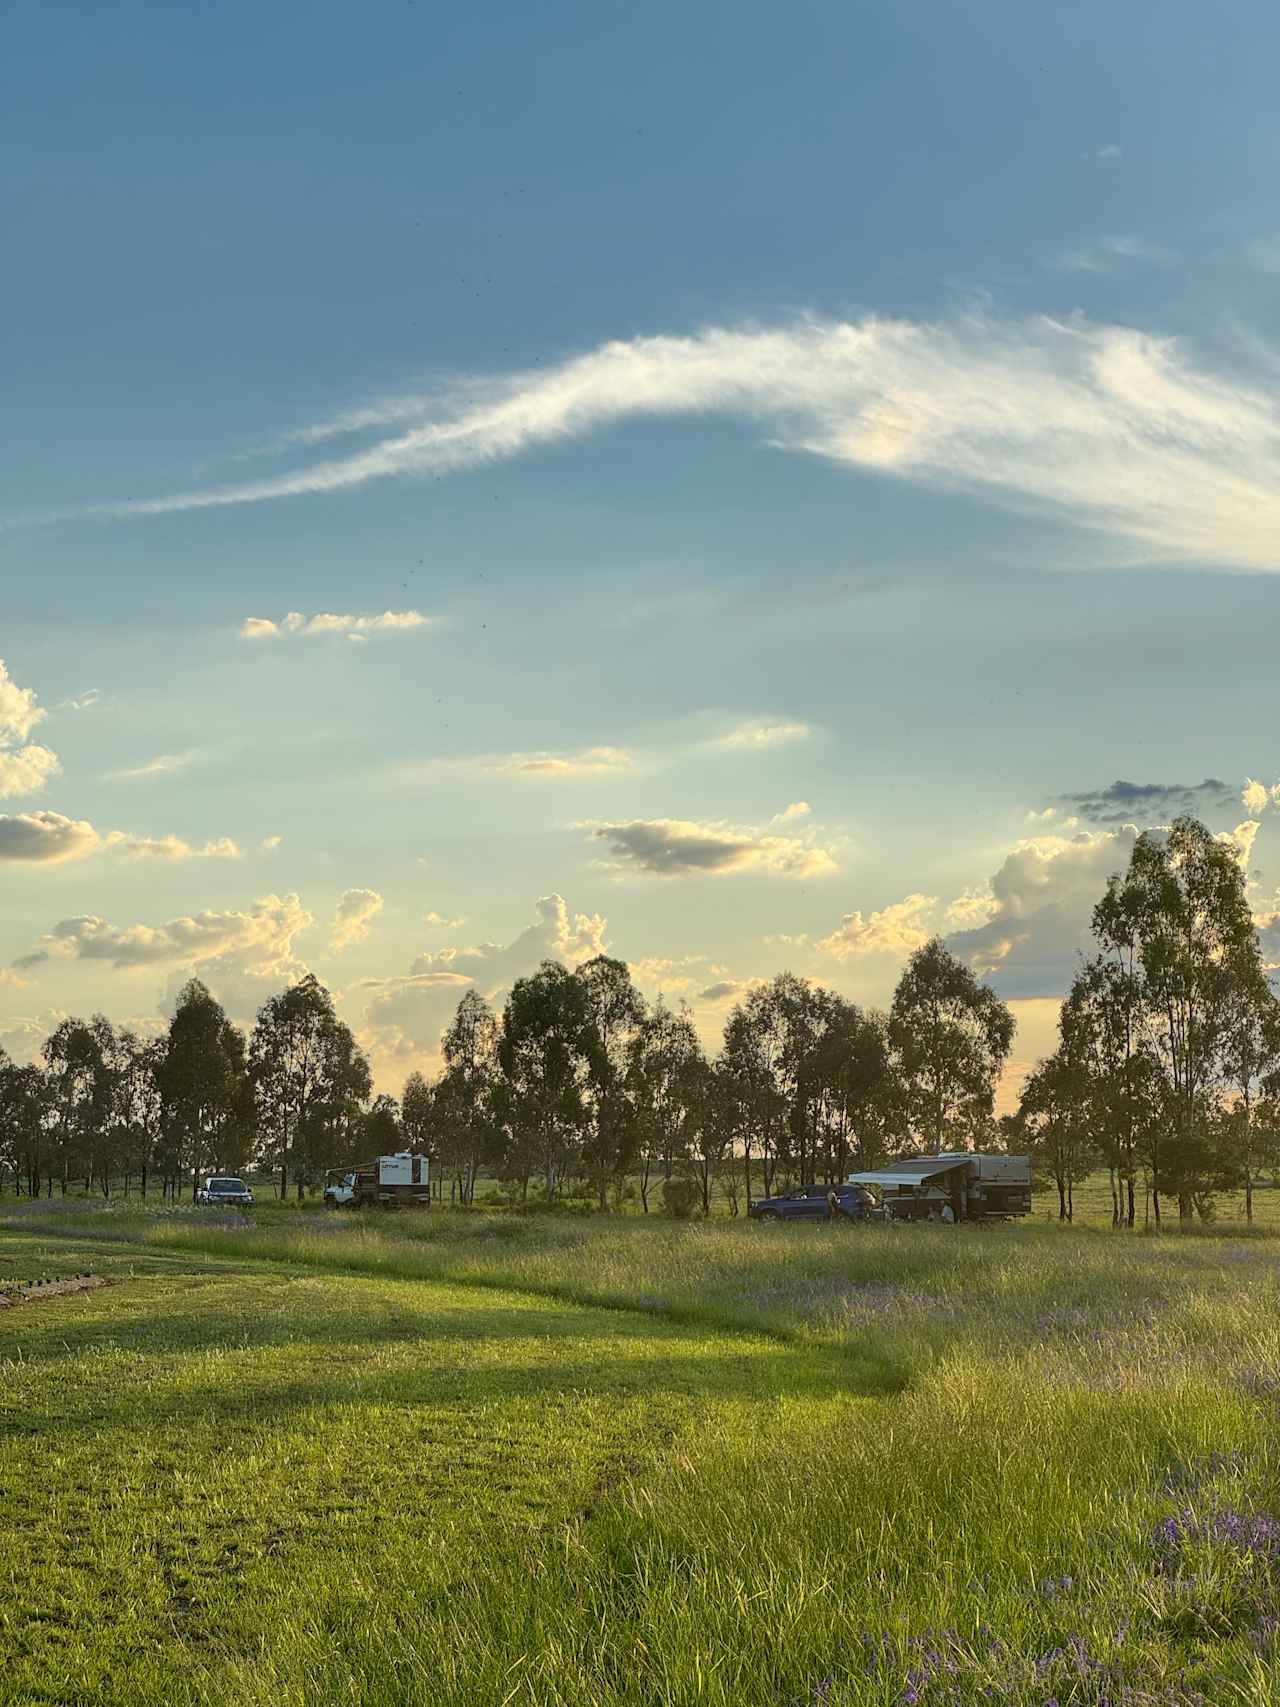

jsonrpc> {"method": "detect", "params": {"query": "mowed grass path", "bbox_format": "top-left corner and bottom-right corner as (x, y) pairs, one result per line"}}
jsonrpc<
(5, 1213), (1280, 1704)
(0, 1231), (861, 1707)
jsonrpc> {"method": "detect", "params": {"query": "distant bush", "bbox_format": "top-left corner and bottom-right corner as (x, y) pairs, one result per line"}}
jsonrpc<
(661, 1177), (700, 1219)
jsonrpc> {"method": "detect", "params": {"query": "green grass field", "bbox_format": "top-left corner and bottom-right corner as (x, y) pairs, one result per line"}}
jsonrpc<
(4, 1204), (1280, 1705)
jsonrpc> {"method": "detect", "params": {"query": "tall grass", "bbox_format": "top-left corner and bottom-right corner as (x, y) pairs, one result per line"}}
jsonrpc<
(7, 1205), (1280, 1701)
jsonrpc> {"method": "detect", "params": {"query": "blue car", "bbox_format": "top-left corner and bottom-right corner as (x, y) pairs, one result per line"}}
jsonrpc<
(747, 1183), (874, 1222)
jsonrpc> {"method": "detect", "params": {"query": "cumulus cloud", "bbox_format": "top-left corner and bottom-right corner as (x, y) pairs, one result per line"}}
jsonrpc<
(588, 817), (838, 880)
(947, 829), (1137, 996)
(946, 888), (1000, 928)
(241, 610), (430, 639)
(0, 813), (240, 865)
(411, 895), (608, 988)
(356, 972), (474, 1061)
(0, 660), (58, 800)
(0, 811), (101, 863)
(0, 660), (45, 744)
(1243, 778), (1280, 815)
(1059, 777), (1237, 826)
(0, 744), (60, 799)
(771, 801), (812, 823)
(330, 887), (384, 951)
(22, 893), (314, 975)
(260, 834), (283, 853)
(109, 833), (241, 860)
(423, 911), (465, 928)
(718, 720), (812, 750)
(697, 977), (767, 1004)
(1218, 820), (1261, 867)
(50, 312), (1280, 572)
(817, 893), (938, 959)
(628, 954), (712, 995)
(361, 895), (609, 1063)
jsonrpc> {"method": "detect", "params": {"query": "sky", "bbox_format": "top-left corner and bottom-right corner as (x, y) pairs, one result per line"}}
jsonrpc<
(5, 0), (1280, 1100)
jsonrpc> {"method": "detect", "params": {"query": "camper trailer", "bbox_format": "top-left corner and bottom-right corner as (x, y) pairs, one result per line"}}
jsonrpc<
(847, 1152), (1031, 1222)
(323, 1152), (431, 1208)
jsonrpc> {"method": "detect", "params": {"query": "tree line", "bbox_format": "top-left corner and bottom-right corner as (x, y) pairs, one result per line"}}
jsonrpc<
(1011, 815), (1280, 1227)
(3, 814), (1272, 1221)
(0, 941), (1016, 1211)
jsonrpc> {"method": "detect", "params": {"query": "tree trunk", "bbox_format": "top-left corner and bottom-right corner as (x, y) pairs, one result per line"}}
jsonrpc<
(1057, 1178), (1067, 1221)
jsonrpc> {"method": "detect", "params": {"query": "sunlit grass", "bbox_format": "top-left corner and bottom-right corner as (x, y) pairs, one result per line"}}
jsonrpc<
(4, 1208), (1280, 1702)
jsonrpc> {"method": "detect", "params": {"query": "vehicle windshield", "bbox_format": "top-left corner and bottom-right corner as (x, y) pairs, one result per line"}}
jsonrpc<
(209, 1179), (245, 1191)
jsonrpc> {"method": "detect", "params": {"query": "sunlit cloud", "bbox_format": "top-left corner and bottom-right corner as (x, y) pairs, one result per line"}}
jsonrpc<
(718, 720), (812, 750)
(109, 751), (197, 781)
(330, 887), (384, 951)
(586, 816), (839, 880)
(817, 892), (938, 958)
(38, 312), (1280, 571)
(241, 610), (431, 639)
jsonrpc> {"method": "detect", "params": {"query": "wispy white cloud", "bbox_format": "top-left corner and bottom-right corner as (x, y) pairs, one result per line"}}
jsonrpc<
(423, 910), (466, 928)
(1048, 235), (1170, 275)
(260, 834), (283, 853)
(487, 745), (633, 778)
(770, 801), (812, 824)
(718, 720), (812, 750)
(109, 751), (197, 781)
(57, 688), (101, 712)
(241, 610), (431, 639)
(41, 312), (1280, 570)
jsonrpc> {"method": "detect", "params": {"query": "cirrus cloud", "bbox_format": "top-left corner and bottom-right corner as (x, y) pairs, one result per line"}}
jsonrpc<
(46, 313), (1280, 573)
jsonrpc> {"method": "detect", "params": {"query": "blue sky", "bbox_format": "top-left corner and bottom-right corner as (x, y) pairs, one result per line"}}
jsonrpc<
(5, 0), (1280, 1092)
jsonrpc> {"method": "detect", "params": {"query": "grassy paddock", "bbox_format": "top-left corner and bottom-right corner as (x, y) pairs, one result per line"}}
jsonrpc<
(3, 1206), (1280, 1704)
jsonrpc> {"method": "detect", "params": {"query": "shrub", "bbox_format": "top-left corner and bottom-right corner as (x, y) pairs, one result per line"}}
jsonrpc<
(661, 1176), (701, 1219)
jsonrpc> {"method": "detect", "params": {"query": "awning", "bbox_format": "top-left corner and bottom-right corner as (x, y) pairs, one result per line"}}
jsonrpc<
(846, 1163), (966, 1189)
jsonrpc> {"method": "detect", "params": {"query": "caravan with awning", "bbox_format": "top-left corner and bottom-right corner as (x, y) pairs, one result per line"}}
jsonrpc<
(847, 1153), (1031, 1222)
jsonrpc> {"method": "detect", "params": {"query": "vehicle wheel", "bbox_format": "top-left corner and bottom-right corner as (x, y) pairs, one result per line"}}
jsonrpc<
(757, 1210), (781, 1222)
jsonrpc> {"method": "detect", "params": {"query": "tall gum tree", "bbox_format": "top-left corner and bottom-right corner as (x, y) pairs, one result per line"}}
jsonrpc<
(888, 939), (1014, 1153)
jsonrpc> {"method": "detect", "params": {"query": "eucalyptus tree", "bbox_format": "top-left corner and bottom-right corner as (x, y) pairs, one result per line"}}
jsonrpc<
(250, 973), (369, 1199)
(888, 939), (1014, 1153)
(1015, 1048), (1096, 1222)
(158, 981), (251, 1199)
(1219, 952), (1280, 1223)
(800, 998), (901, 1179)
(0, 1050), (47, 1196)
(42, 1017), (108, 1194)
(435, 990), (501, 1204)
(574, 955), (647, 1209)
(497, 960), (588, 1200)
(718, 973), (821, 1196)
(1094, 817), (1261, 1223)
(628, 999), (706, 1211)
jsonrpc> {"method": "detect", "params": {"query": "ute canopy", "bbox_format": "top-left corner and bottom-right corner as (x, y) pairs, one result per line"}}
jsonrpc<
(846, 1159), (968, 1189)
